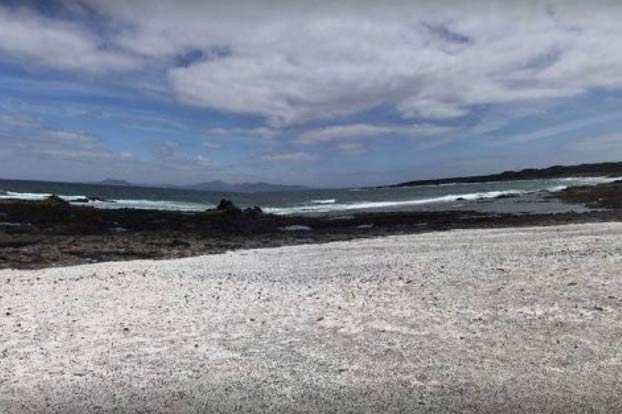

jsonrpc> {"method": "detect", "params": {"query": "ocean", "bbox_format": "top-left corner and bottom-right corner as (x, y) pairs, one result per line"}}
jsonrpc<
(0, 176), (619, 215)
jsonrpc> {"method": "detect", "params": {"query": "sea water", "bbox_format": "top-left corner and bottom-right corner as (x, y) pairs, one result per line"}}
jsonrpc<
(0, 176), (618, 215)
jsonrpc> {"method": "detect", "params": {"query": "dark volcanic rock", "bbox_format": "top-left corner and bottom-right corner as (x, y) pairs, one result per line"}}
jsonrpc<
(393, 161), (622, 188)
(216, 199), (242, 214)
(243, 206), (263, 217)
(170, 239), (191, 247)
(43, 195), (69, 207)
(554, 181), (622, 209)
(495, 193), (520, 200)
(68, 197), (115, 204)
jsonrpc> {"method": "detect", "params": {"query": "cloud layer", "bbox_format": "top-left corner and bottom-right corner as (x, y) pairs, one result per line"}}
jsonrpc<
(0, 7), (139, 73)
(2, 1), (622, 185)
(11, 1), (614, 127)
(0, 113), (132, 162)
(3, 1), (622, 128)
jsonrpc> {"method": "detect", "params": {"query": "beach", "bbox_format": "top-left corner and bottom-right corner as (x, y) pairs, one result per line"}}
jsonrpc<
(1, 222), (621, 413)
(2, 178), (622, 270)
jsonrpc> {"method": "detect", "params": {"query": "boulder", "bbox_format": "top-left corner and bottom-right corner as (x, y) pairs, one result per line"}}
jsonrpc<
(43, 195), (69, 207)
(243, 206), (263, 216)
(216, 199), (242, 214)
(495, 193), (520, 200)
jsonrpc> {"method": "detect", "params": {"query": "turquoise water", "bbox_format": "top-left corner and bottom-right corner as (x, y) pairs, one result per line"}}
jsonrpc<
(0, 176), (618, 215)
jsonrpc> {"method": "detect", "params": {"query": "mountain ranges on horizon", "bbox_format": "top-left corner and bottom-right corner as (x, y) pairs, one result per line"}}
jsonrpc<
(82, 161), (622, 192)
(94, 179), (309, 193)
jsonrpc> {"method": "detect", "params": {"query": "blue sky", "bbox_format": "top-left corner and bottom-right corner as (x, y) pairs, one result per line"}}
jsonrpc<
(1, 1), (622, 187)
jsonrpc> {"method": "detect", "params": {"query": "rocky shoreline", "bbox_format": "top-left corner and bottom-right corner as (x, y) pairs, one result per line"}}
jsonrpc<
(1, 181), (621, 269)
(392, 161), (622, 187)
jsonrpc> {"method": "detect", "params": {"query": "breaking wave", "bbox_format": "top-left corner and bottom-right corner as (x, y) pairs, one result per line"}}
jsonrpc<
(0, 191), (210, 211)
(95, 199), (211, 211)
(265, 190), (526, 215)
(1, 175), (620, 214)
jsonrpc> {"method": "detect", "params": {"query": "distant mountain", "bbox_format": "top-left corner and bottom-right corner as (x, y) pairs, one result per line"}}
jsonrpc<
(184, 180), (309, 193)
(96, 178), (135, 187)
(392, 162), (622, 188)
(90, 178), (308, 193)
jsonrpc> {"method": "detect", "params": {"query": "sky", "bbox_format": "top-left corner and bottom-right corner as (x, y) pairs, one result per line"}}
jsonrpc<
(2, 0), (622, 187)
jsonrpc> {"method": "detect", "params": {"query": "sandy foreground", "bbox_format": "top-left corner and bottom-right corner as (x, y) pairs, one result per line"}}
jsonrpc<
(1, 223), (621, 413)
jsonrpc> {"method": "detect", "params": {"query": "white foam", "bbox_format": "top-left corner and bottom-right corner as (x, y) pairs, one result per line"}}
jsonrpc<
(99, 199), (211, 211)
(546, 185), (568, 192)
(0, 191), (89, 201)
(1, 191), (53, 200)
(0, 191), (210, 211)
(311, 199), (336, 204)
(565, 176), (622, 185)
(265, 190), (526, 215)
(544, 176), (622, 193)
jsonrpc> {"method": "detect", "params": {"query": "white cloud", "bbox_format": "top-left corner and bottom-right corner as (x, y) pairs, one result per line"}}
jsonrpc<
(261, 152), (318, 162)
(5, 1), (622, 129)
(0, 112), (132, 162)
(0, 113), (42, 129)
(44, 130), (99, 144)
(298, 124), (395, 143)
(0, 112), (239, 184)
(202, 142), (222, 149)
(73, 0), (622, 126)
(337, 143), (366, 156)
(297, 123), (454, 144)
(196, 155), (214, 166)
(205, 126), (276, 139)
(500, 113), (621, 145)
(567, 132), (622, 156)
(0, 7), (140, 73)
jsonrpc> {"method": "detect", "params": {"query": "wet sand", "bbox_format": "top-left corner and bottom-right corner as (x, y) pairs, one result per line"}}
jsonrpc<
(1, 223), (621, 413)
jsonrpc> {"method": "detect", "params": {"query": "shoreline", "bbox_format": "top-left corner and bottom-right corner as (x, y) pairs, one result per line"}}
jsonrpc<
(1, 181), (621, 270)
(2, 222), (621, 412)
(390, 161), (622, 187)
